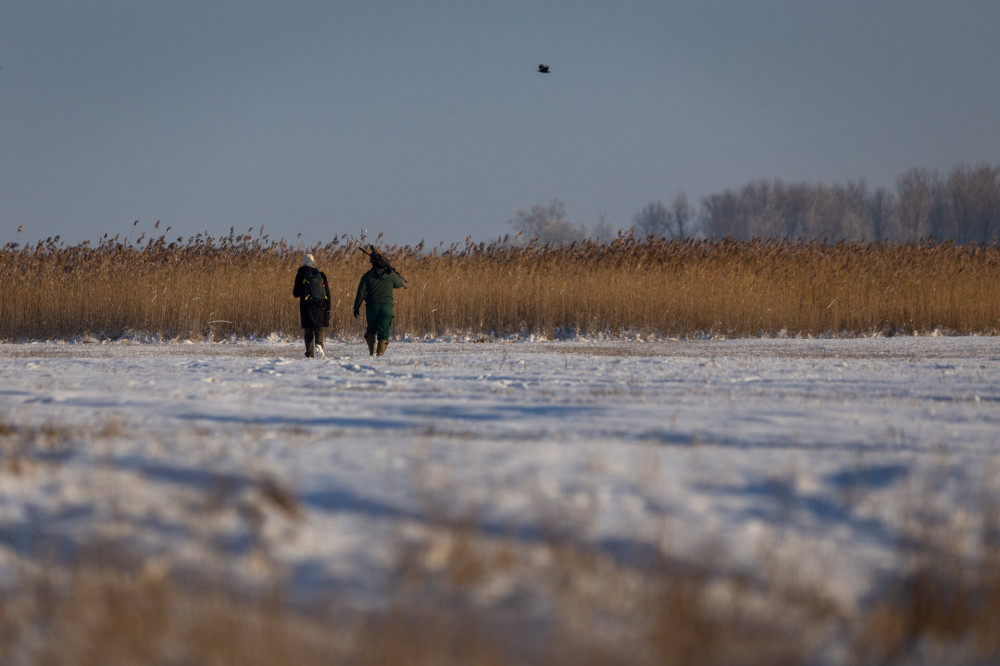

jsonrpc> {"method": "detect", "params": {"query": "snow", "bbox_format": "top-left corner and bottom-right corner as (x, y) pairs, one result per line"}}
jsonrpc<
(2, 336), (1000, 615)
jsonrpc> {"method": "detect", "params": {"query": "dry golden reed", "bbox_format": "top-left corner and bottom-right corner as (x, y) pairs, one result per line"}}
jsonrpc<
(3, 231), (1000, 340)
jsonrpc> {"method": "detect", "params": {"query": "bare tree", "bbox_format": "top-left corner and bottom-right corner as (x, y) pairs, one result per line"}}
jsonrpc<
(701, 190), (746, 239)
(781, 183), (813, 238)
(947, 164), (1000, 244)
(509, 199), (588, 245)
(866, 186), (897, 242)
(670, 192), (693, 239)
(741, 181), (783, 238)
(591, 209), (617, 243)
(632, 201), (671, 238)
(632, 193), (693, 239)
(896, 168), (946, 240)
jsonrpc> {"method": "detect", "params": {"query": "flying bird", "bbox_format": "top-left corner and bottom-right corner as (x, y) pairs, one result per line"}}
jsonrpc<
(537, 64), (550, 74)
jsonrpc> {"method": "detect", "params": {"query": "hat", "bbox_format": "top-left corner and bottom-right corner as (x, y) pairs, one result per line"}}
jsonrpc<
(302, 252), (316, 267)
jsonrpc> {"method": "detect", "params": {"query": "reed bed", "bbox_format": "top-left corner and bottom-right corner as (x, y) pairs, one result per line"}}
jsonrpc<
(3, 231), (1000, 341)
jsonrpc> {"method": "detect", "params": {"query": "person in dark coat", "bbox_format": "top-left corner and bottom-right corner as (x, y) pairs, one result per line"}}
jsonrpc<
(292, 252), (331, 358)
(353, 251), (404, 356)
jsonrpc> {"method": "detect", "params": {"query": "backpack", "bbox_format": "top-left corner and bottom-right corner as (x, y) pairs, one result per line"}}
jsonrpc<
(303, 268), (327, 303)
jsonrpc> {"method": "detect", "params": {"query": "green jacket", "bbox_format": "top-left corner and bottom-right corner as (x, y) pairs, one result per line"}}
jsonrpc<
(354, 269), (404, 311)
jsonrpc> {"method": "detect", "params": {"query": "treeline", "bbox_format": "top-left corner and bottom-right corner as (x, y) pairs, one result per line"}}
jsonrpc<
(700, 165), (1000, 243)
(2, 233), (999, 341)
(512, 164), (1000, 245)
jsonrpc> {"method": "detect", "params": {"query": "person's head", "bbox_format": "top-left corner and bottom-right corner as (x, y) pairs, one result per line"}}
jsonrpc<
(302, 252), (317, 268)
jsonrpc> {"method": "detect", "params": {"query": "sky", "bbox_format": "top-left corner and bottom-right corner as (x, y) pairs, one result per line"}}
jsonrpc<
(2, 1), (999, 249)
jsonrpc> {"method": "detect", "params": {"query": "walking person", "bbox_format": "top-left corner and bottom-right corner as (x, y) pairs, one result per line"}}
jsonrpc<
(292, 252), (331, 358)
(353, 248), (405, 356)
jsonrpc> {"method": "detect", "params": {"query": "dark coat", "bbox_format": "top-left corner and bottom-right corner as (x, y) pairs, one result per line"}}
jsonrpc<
(293, 265), (331, 328)
(353, 269), (404, 312)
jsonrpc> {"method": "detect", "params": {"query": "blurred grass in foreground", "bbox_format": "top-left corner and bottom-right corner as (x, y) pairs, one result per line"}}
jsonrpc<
(2, 416), (1000, 665)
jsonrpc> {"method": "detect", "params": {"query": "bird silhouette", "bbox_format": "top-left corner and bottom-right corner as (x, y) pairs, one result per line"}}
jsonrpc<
(537, 64), (550, 74)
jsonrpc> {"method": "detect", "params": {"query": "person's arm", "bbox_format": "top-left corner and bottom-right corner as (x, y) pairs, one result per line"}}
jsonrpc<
(292, 267), (304, 298)
(353, 274), (367, 315)
(391, 272), (405, 289)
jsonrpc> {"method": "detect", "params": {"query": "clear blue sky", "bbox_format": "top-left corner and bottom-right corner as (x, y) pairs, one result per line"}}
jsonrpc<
(3, 1), (998, 249)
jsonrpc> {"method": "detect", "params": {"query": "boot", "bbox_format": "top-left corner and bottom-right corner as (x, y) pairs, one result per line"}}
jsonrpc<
(376, 340), (389, 356)
(364, 332), (376, 356)
(305, 328), (318, 357)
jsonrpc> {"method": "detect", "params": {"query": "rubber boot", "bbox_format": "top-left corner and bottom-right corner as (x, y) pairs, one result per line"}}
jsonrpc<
(376, 340), (389, 356)
(364, 332), (376, 356)
(315, 329), (325, 358)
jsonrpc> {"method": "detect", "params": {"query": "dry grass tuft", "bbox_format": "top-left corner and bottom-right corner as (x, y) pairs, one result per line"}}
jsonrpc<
(854, 538), (1000, 664)
(0, 417), (79, 476)
(0, 561), (342, 666)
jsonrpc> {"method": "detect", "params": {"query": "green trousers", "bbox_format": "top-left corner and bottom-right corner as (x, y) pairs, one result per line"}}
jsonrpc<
(364, 304), (394, 341)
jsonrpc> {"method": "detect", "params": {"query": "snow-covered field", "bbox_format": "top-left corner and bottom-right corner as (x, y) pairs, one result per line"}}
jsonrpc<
(2, 336), (1000, 623)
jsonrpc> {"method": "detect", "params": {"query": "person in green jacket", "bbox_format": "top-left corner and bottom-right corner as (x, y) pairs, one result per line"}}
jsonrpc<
(353, 250), (405, 356)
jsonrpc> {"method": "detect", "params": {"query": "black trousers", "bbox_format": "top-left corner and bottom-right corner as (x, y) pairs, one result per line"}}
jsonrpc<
(304, 327), (324, 356)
